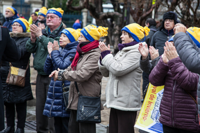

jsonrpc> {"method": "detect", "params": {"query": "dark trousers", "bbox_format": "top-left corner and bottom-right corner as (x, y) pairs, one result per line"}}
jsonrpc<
(109, 108), (137, 133)
(0, 82), (5, 130)
(54, 117), (69, 133)
(36, 74), (54, 133)
(142, 72), (149, 99)
(163, 125), (195, 133)
(4, 101), (27, 128)
(68, 110), (96, 133)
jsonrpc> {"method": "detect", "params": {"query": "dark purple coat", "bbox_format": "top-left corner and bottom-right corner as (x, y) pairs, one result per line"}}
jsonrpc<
(149, 57), (200, 132)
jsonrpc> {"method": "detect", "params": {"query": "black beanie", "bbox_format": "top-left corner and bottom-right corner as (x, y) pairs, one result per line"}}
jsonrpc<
(163, 11), (178, 24)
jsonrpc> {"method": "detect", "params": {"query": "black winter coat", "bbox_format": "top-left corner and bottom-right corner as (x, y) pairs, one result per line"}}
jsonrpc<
(2, 32), (33, 103)
(174, 32), (200, 125)
(150, 29), (174, 56)
(145, 25), (157, 46)
(0, 27), (21, 130)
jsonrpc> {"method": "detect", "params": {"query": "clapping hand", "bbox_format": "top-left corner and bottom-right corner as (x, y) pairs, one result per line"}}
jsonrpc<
(52, 40), (59, 51)
(138, 43), (149, 60)
(30, 24), (42, 37)
(149, 46), (159, 60)
(30, 32), (36, 43)
(47, 42), (53, 55)
(174, 23), (187, 35)
(162, 51), (169, 64)
(164, 41), (178, 61)
(98, 41), (110, 52)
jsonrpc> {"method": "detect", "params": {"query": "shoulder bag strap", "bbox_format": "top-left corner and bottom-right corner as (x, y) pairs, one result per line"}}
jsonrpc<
(74, 81), (80, 95)
(188, 94), (197, 104)
(75, 81), (101, 97)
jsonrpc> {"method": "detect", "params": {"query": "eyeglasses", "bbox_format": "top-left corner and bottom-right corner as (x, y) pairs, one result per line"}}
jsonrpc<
(12, 24), (21, 27)
(46, 15), (59, 19)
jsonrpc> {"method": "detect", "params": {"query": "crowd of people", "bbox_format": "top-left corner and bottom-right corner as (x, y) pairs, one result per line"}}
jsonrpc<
(0, 5), (200, 133)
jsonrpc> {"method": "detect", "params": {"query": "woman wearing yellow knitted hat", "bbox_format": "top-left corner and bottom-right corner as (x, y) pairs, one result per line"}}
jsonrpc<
(0, 18), (33, 133)
(98, 23), (150, 133)
(49, 25), (108, 133)
(43, 28), (80, 133)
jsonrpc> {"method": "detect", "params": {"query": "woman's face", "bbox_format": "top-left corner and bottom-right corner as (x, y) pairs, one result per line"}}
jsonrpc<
(120, 31), (134, 44)
(78, 33), (90, 44)
(59, 33), (70, 48)
(12, 22), (23, 33)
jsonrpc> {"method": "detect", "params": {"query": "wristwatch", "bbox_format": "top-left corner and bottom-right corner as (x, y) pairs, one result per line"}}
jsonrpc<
(38, 35), (43, 41)
(57, 70), (65, 81)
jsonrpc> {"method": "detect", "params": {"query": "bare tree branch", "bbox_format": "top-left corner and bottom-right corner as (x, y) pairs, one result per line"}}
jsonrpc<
(99, 12), (122, 20)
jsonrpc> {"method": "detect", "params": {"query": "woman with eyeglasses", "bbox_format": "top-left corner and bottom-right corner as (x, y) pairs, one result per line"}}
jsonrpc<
(49, 25), (108, 133)
(0, 18), (33, 133)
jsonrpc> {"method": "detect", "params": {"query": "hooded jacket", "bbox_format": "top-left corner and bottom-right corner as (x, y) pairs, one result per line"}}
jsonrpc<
(3, 15), (18, 32)
(99, 44), (143, 111)
(174, 32), (200, 126)
(2, 32), (33, 103)
(149, 57), (200, 132)
(43, 41), (78, 117)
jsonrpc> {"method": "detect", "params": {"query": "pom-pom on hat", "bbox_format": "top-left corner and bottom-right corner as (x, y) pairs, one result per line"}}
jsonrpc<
(46, 8), (64, 18)
(12, 18), (30, 32)
(81, 25), (108, 42)
(121, 23), (150, 42)
(61, 28), (81, 42)
(72, 19), (82, 30)
(38, 7), (48, 17)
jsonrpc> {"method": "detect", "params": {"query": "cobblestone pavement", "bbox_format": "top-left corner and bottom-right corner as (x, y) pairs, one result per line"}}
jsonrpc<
(23, 56), (142, 133)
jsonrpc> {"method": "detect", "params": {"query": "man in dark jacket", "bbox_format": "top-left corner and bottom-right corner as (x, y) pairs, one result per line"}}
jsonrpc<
(145, 18), (157, 46)
(173, 23), (200, 126)
(3, 7), (18, 32)
(26, 8), (64, 133)
(142, 18), (157, 97)
(0, 26), (20, 131)
(150, 11), (178, 56)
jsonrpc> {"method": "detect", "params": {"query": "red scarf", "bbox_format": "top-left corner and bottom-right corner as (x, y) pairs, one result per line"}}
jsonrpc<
(71, 40), (99, 70)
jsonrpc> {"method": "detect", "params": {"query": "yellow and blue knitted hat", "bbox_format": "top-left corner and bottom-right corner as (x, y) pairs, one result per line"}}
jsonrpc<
(61, 28), (81, 42)
(186, 27), (200, 48)
(6, 7), (18, 16)
(168, 27), (200, 48)
(38, 7), (47, 17)
(81, 25), (108, 42)
(12, 18), (30, 32)
(121, 23), (150, 42)
(47, 8), (64, 18)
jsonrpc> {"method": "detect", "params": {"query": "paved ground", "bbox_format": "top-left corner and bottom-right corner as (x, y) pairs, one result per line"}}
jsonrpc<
(20, 56), (143, 133)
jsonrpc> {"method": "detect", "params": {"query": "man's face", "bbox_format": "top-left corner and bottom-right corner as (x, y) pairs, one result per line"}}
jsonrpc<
(164, 19), (175, 30)
(31, 14), (38, 21)
(38, 15), (45, 21)
(46, 14), (61, 27)
(5, 9), (14, 18)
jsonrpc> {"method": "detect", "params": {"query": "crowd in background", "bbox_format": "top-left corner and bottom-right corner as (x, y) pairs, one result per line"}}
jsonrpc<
(0, 5), (200, 133)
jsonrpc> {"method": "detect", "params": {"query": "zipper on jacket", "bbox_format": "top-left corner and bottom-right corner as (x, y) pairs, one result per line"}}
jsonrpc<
(49, 81), (55, 117)
(172, 81), (176, 127)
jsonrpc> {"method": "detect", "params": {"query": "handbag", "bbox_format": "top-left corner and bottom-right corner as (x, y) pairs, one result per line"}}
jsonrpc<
(75, 82), (101, 123)
(6, 62), (29, 87)
(63, 85), (70, 111)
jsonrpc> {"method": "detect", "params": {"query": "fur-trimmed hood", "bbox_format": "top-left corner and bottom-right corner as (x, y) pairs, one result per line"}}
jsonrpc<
(9, 32), (31, 38)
